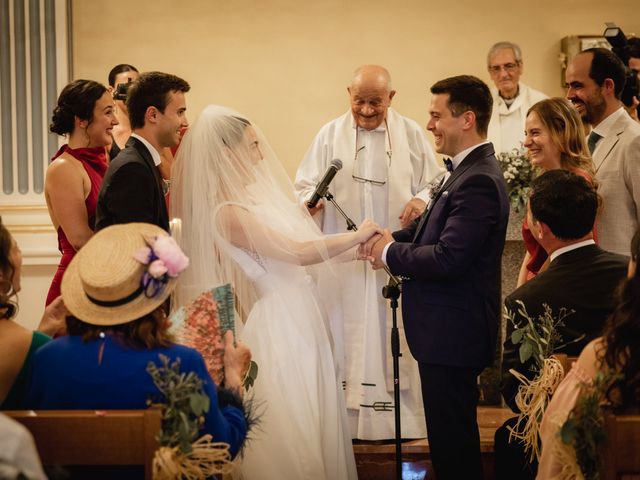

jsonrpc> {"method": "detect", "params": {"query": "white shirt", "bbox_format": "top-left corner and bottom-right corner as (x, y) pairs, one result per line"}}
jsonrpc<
(549, 239), (596, 263)
(130, 133), (161, 166)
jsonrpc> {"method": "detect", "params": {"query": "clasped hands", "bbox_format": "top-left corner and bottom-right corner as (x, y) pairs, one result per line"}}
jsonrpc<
(354, 197), (425, 270)
(355, 219), (394, 270)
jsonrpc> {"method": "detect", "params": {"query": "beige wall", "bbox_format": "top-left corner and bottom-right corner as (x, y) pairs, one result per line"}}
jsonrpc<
(10, 1), (636, 328)
(72, 0), (637, 176)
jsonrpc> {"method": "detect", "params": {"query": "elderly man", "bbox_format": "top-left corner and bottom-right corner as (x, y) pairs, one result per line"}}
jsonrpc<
(566, 48), (640, 255)
(487, 41), (547, 153)
(294, 65), (439, 440)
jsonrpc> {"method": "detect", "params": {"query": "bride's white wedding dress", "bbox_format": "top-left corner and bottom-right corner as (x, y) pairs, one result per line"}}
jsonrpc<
(217, 203), (358, 480)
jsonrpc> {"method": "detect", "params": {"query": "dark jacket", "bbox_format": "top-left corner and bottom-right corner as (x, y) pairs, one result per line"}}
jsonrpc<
(387, 143), (509, 368)
(95, 136), (169, 231)
(501, 244), (629, 411)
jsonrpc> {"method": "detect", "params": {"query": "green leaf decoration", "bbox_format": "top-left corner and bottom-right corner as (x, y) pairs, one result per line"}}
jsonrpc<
(506, 302), (576, 370)
(511, 329), (524, 344)
(146, 354), (212, 454)
(519, 341), (533, 363)
(244, 361), (259, 391)
(201, 394), (210, 414)
(189, 393), (205, 416)
(559, 369), (625, 479)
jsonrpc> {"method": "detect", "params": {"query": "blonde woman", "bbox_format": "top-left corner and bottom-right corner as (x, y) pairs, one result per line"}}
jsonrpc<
(518, 97), (597, 286)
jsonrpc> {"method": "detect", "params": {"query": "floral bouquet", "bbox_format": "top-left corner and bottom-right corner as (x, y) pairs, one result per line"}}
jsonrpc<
(496, 147), (534, 212)
(171, 284), (257, 389)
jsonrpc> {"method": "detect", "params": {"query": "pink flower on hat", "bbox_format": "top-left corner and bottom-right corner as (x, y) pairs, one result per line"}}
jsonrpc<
(151, 235), (189, 277)
(148, 259), (168, 278)
(133, 234), (190, 278)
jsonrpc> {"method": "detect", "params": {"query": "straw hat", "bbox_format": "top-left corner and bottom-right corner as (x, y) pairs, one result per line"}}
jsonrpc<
(61, 223), (184, 326)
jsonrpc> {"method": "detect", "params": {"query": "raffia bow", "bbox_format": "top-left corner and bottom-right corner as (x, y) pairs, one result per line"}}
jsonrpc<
(508, 356), (566, 462)
(152, 434), (233, 479)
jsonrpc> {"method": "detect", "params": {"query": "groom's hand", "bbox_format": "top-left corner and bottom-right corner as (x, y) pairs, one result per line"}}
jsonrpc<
(370, 229), (393, 270)
(358, 233), (382, 260)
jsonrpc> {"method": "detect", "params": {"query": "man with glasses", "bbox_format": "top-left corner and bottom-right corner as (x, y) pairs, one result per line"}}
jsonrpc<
(294, 64), (439, 441)
(486, 41), (547, 154)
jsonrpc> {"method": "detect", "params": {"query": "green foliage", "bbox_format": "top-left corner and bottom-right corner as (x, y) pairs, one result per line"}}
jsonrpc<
(506, 301), (578, 370)
(243, 361), (259, 390)
(559, 370), (623, 480)
(147, 354), (211, 454)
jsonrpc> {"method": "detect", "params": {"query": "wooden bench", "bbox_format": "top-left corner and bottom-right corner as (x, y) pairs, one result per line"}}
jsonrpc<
(555, 353), (579, 376)
(5, 408), (162, 480)
(602, 412), (640, 480)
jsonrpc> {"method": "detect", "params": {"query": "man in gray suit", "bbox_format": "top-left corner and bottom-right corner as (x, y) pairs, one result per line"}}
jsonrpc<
(566, 48), (640, 256)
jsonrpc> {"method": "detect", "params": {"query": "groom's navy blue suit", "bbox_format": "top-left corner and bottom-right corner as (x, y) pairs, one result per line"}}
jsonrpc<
(386, 142), (509, 479)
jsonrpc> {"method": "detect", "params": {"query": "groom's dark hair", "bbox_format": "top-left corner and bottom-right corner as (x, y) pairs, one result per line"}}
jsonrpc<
(127, 71), (190, 129)
(430, 75), (493, 137)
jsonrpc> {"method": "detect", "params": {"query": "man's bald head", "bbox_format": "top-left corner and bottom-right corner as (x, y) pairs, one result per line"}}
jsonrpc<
(348, 65), (395, 130)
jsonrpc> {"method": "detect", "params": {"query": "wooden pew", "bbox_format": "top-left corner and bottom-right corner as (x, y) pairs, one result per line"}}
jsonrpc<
(5, 408), (161, 480)
(554, 353), (579, 377)
(602, 412), (640, 480)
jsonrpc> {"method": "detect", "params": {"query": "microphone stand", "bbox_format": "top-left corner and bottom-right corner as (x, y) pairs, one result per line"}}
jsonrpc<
(322, 190), (403, 480)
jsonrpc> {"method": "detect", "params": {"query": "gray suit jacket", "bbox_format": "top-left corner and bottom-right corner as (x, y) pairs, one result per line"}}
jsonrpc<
(594, 111), (640, 256)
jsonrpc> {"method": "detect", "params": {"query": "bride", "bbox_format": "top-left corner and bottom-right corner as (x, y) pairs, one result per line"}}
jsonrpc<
(171, 105), (379, 479)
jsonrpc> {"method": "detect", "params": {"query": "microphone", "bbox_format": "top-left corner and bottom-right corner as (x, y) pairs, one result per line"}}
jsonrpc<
(306, 159), (343, 208)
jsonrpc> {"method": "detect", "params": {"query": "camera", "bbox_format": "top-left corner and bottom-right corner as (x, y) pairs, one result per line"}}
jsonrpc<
(603, 22), (639, 112)
(113, 78), (133, 101)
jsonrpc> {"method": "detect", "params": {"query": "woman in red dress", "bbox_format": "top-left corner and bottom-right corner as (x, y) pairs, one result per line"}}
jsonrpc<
(517, 98), (597, 286)
(44, 80), (117, 305)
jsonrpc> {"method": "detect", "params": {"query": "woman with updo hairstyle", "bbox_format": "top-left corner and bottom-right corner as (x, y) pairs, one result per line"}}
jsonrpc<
(0, 218), (66, 409)
(44, 79), (118, 305)
(517, 97), (597, 286)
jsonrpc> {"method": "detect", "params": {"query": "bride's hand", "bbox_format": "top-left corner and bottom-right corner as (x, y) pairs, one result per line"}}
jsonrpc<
(356, 219), (382, 244)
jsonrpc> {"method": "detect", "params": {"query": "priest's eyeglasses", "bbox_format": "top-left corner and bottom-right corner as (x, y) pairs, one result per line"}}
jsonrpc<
(352, 146), (392, 186)
(488, 62), (520, 74)
(351, 124), (392, 186)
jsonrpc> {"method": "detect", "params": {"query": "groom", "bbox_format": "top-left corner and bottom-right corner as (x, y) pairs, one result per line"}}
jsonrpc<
(364, 75), (509, 479)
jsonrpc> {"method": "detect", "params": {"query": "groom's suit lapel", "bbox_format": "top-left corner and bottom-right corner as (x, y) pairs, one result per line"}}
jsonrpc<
(411, 145), (487, 243)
